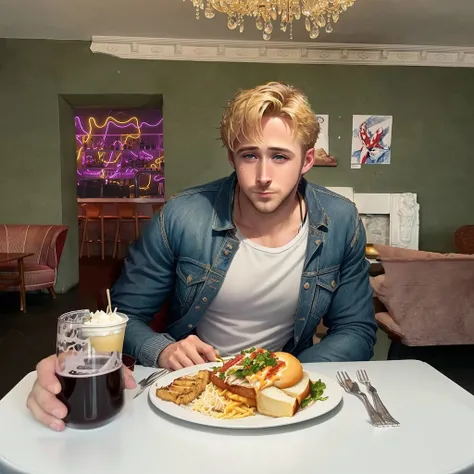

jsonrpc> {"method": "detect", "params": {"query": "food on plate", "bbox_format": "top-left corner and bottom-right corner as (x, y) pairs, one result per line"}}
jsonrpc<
(156, 370), (210, 405)
(155, 347), (328, 420)
(281, 371), (311, 404)
(210, 348), (305, 394)
(301, 378), (328, 408)
(192, 384), (255, 419)
(256, 386), (299, 417)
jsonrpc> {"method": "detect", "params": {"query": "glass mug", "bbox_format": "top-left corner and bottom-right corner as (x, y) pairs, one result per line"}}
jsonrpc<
(55, 309), (129, 429)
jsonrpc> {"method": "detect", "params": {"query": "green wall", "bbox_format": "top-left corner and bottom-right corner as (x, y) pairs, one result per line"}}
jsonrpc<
(1, 39), (473, 290)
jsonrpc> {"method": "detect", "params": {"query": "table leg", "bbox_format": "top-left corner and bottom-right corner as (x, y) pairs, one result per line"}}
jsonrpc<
(18, 258), (26, 313)
(101, 217), (105, 261)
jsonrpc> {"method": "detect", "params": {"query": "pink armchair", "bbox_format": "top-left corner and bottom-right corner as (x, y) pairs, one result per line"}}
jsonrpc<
(370, 245), (474, 347)
(0, 225), (68, 300)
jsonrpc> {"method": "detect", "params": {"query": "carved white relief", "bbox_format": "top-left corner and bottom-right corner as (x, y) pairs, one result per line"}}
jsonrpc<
(398, 193), (418, 248)
(331, 189), (420, 251)
(363, 215), (390, 245)
(90, 37), (474, 69)
(318, 51), (331, 59)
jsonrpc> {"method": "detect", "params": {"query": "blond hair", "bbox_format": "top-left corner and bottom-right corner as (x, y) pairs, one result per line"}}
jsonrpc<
(220, 81), (319, 153)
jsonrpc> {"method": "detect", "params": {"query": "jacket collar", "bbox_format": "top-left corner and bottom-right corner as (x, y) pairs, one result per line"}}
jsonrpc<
(211, 172), (329, 232)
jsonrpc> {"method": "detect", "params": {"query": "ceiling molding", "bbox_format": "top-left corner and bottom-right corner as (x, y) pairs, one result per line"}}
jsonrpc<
(90, 36), (474, 68)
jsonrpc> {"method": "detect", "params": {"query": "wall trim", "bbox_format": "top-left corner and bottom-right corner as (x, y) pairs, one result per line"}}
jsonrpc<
(91, 36), (474, 68)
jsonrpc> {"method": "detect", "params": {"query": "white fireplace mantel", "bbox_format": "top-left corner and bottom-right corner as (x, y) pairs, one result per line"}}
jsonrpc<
(327, 187), (420, 250)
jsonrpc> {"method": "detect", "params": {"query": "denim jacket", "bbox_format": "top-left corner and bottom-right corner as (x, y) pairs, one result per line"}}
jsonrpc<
(111, 173), (377, 367)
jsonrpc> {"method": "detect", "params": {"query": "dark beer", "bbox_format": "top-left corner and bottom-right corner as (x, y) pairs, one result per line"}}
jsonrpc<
(56, 358), (124, 429)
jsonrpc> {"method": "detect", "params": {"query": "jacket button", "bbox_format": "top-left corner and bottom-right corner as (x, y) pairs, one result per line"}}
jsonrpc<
(223, 250), (230, 256)
(188, 324), (193, 329)
(303, 282), (310, 290)
(186, 275), (193, 284)
(202, 297), (208, 303)
(331, 280), (336, 288)
(226, 244), (233, 250)
(315, 240), (321, 245)
(195, 306), (200, 311)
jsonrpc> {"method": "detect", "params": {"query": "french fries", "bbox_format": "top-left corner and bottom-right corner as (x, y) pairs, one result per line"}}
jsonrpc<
(191, 384), (255, 419)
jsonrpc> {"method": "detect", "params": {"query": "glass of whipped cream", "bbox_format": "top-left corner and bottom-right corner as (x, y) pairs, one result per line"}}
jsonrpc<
(55, 309), (129, 429)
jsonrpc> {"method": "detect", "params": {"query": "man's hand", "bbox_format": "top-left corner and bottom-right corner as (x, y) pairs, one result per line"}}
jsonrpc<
(26, 354), (137, 431)
(158, 335), (217, 370)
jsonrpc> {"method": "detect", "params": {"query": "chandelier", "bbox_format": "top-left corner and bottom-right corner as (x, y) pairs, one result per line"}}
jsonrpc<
(187, 1), (357, 41)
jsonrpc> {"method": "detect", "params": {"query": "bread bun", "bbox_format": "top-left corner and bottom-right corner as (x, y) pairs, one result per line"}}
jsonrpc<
(280, 371), (310, 404)
(256, 386), (298, 418)
(272, 352), (304, 389)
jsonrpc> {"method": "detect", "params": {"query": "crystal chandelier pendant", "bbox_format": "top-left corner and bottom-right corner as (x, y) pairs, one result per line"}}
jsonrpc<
(187, 0), (357, 40)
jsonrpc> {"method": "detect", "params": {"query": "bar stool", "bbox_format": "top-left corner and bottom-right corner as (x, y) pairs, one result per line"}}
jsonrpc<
(79, 204), (118, 260)
(113, 203), (151, 259)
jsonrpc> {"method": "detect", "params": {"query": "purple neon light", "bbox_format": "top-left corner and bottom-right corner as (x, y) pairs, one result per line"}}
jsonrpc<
(76, 115), (164, 187)
(76, 116), (162, 157)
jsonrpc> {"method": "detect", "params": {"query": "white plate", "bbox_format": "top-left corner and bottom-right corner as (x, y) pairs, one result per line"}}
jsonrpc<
(148, 362), (343, 429)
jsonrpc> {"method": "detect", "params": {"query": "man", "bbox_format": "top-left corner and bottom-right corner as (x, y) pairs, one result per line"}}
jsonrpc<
(27, 81), (377, 430)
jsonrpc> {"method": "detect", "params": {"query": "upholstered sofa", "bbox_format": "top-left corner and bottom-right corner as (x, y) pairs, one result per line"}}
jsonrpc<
(371, 244), (474, 347)
(0, 224), (68, 298)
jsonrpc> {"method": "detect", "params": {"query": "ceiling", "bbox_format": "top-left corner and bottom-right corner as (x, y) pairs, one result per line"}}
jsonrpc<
(1, 0), (474, 46)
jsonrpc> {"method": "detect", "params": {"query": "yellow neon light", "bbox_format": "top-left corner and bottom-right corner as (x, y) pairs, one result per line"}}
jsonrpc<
(103, 153), (122, 165)
(76, 115), (143, 163)
(139, 175), (152, 191)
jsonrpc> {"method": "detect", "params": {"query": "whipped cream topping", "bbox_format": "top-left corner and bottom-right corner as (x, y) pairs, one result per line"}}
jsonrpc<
(84, 309), (123, 326)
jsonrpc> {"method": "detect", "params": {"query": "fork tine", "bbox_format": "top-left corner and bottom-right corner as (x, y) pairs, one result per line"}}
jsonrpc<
(142, 369), (167, 385)
(361, 369), (369, 381)
(336, 372), (349, 392)
(343, 371), (351, 382)
(356, 369), (364, 383)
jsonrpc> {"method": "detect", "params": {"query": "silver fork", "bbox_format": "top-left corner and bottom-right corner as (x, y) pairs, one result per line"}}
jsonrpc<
(133, 369), (168, 399)
(356, 369), (400, 426)
(336, 371), (389, 427)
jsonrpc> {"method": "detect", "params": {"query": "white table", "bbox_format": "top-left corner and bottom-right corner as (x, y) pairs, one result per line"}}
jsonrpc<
(1, 360), (474, 474)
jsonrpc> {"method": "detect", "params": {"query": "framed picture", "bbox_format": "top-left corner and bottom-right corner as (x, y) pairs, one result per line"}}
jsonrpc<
(313, 115), (337, 167)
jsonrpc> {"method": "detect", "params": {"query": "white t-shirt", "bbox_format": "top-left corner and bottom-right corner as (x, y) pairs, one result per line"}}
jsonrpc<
(196, 219), (308, 356)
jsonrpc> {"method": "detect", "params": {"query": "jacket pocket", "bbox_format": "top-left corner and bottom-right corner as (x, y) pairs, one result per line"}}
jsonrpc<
(311, 266), (340, 319)
(176, 258), (209, 310)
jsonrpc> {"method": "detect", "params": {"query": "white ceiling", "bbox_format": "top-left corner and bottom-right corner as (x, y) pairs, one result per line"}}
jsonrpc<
(1, 0), (474, 46)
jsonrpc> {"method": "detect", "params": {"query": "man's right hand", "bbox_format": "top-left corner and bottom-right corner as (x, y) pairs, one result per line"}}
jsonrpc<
(27, 355), (137, 431)
(158, 335), (217, 370)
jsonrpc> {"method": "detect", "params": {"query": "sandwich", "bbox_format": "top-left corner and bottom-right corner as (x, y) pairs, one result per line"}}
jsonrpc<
(210, 347), (310, 417)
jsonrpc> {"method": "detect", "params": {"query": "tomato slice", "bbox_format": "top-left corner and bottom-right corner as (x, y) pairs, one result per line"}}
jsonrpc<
(217, 354), (244, 373)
